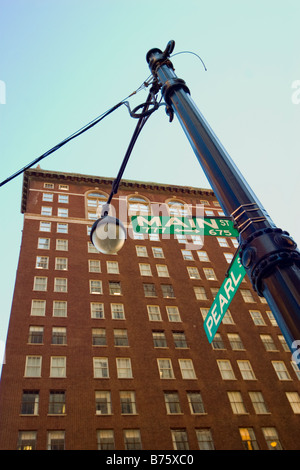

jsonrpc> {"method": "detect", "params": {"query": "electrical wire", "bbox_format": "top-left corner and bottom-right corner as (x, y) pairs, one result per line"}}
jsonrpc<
(0, 78), (154, 188)
(171, 50), (207, 71)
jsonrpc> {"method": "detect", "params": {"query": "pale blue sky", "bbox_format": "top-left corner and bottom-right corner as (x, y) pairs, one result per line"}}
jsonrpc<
(0, 0), (299, 368)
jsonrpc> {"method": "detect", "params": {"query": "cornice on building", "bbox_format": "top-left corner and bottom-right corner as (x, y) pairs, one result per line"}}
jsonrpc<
(21, 167), (215, 213)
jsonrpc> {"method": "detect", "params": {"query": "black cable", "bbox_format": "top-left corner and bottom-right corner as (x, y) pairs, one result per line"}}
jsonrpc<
(0, 79), (155, 188)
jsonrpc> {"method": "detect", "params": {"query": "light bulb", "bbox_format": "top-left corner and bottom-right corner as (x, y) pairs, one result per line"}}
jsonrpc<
(90, 215), (126, 254)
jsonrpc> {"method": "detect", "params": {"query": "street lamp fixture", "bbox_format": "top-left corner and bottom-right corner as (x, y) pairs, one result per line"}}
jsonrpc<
(90, 204), (126, 255)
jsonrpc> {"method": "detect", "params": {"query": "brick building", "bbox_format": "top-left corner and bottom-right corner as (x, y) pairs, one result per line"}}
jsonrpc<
(0, 168), (300, 450)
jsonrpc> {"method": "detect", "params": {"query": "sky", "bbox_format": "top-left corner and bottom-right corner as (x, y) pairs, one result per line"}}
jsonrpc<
(0, 0), (299, 369)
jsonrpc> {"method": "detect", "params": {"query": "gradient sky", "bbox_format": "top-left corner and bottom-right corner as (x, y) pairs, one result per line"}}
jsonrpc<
(0, 0), (299, 369)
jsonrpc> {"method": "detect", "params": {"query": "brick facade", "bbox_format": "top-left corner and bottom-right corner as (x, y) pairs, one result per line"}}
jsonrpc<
(0, 168), (300, 450)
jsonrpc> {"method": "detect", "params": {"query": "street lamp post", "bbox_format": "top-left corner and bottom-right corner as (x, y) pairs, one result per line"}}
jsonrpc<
(146, 41), (300, 354)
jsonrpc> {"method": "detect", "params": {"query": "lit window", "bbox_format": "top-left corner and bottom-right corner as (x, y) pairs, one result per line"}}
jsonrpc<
(239, 428), (259, 450)
(262, 427), (282, 450)
(17, 431), (37, 450)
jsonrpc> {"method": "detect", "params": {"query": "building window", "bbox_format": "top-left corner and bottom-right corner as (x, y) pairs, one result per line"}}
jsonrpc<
(212, 333), (225, 350)
(171, 429), (189, 450)
(196, 429), (215, 450)
(55, 257), (68, 271)
(224, 253), (234, 264)
(227, 391), (247, 414)
(217, 360), (236, 380)
(116, 358), (133, 378)
(182, 250), (193, 260)
(57, 223), (68, 233)
(95, 391), (112, 415)
(89, 260), (101, 273)
(28, 326), (44, 344)
(53, 301), (67, 317)
(94, 357), (109, 378)
(128, 195), (150, 215)
(228, 333), (245, 350)
(187, 392), (205, 414)
(58, 194), (68, 204)
(249, 310), (265, 325)
(24, 356), (42, 377)
(123, 429), (142, 450)
(107, 261), (119, 274)
(156, 264), (169, 277)
(50, 357), (66, 377)
(194, 286), (208, 300)
(167, 199), (189, 216)
(33, 276), (47, 291)
(152, 331), (167, 348)
(120, 391), (137, 414)
(39, 221), (51, 232)
(56, 239), (68, 251)
(166, 306), (181, 322)
(52, 327), (67, 345)
(97, 430), (115, 450)
(88, 242), (98, 253)
(92, 328), (106, 346)
(272, 361), (291, 380)
(91, 302), (104, 319)
(31, 299), (46, 316)
(178, 359), (196, 379)
(240, 289), (255, 303)
(262, 427), (282, 450)
(237, 360), (256, 380)
(44, 183), (54, 189)
(90, 280), (103, 294)
(139, 263), (152, 276)
(147, 305), (161, 321)
(222, 310), (234, 324)
(143, 283), (157, 297)
(136, 245), (148, 257)
(21, 391), (39, 415)
(35, 251), (52, 269)
(41, 206), (52, 216)
(152, 247), (164, 258)
(38, 237), (50, 249)
(197, 251), (209, 262)
(47, 431), (65, 450)
(164, 392), (181, 414)
(260, 334), (277, 351)
(203, 268), (217, 281)
(114, 329), (129, 347)
(54, 278), (67, 292)
(187, 267), (201, 279)
(111, 303), (125, 320)
(216, 237), (229, 247)
(43, 193), (53, 201)
(249, 391), (269, 414)
(57, 208), (68, 218)
(278, 335), (290, 352)
(59, 184), (69, 191)
(173, 331), (188, 348)
(286, 392), (300, 414)
(49, 391), (66, 415)
(161, 284), (175, 298)
(239, 428), (259, 450)
(157, 359), (174, 379)
(109, 281), (122, 295)
(17, 431), (37, 450)
(266, 310), (278, 326)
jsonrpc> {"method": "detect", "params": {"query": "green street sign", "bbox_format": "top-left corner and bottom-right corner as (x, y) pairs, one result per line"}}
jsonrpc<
(203, 252), (246, 343)
(131, 216), (238, 237)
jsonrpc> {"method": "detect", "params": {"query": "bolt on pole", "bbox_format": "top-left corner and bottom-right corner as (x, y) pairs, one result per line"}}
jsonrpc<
(146, 41), (300, 355)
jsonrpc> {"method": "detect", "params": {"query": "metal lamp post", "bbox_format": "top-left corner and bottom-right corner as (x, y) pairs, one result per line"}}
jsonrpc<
(145, 41), (300, 354)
